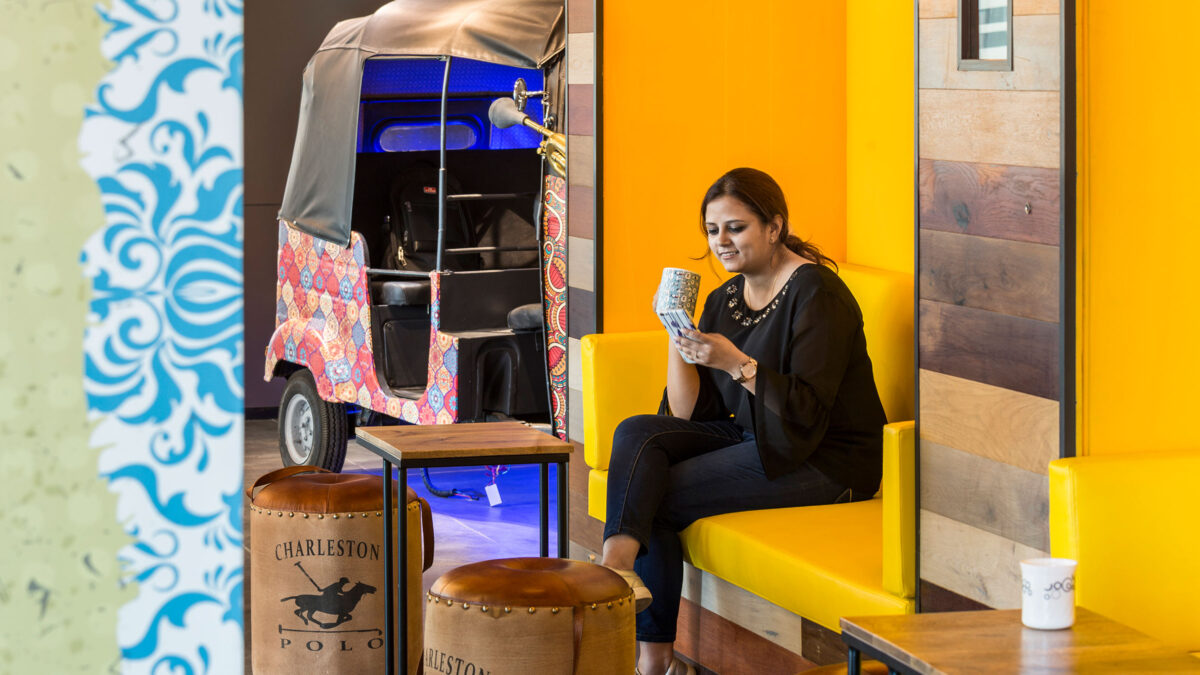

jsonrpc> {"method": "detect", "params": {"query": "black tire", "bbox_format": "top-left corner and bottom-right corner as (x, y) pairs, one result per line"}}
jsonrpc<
(278, 369), (347, 471)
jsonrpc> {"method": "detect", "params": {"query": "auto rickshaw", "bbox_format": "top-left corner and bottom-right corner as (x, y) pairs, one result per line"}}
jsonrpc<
(264, 0), (567, 470)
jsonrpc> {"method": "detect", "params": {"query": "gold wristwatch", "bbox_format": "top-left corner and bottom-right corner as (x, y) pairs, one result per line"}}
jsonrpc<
(733, 358), (758, 383)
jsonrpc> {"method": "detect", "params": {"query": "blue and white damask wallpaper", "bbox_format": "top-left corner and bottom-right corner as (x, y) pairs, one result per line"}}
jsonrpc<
(80, 0), (245, 671)
(1, 0), (244, 670)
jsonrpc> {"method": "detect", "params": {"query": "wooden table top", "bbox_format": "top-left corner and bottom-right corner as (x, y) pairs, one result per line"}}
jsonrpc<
(355, 421), (572, 463)
(841, 608), (1200, 673)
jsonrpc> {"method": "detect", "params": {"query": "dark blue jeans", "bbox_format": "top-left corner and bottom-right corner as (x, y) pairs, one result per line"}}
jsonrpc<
(603, 414), (863, 643)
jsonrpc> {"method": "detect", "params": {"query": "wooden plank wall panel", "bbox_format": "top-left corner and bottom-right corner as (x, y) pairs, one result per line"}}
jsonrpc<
(919, 89), (1060, 168)
(919, 229), (1059, 322)
(566, 0), (599, 576)
(920, 581), (991, 612)
(919, 159), (1060, 245)
(568, 441), (604, 553)
(675, 598), (816, 674)
(567, 184), (594, 238)
(919, 510), (1049, 608)
(917, 0), (1062, 613)
(919, 370), (1058, 475)
(920, 440), (1050, 551)
(681, 564), (806, 657)
(919, 300), (1059, 399)
(920, 15), (1060, 91)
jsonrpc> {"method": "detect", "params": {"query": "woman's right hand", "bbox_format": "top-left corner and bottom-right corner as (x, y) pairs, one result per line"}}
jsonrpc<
(650, 284), (661, 315)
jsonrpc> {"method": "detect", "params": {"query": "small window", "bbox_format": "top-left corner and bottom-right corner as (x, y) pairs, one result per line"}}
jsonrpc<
(959, 0), (1013, 71)
(376, 120), (478, 152)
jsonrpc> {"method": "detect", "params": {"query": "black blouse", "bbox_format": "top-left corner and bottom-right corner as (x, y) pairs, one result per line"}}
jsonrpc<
(677, 264), (886, 493)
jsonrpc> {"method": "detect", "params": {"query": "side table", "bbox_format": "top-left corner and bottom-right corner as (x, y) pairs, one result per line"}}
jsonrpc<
(840, 607), (1200, 674)
(356, 421), (573, 675)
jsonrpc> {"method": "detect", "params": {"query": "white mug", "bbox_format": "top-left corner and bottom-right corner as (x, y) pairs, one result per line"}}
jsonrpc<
(1020, 558), (1077, 630)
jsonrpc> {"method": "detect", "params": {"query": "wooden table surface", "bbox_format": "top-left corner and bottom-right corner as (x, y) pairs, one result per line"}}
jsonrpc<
(841, 608), (1200, 673)
(355, 421), (572, 463)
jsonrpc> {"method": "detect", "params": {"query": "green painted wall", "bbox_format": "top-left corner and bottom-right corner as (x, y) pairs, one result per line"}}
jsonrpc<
(0, 1), (131, 670)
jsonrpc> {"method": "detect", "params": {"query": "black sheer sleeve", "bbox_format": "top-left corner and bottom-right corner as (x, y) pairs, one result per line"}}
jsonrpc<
(657, 289), (732, 421)
(750, 287), (859, 476)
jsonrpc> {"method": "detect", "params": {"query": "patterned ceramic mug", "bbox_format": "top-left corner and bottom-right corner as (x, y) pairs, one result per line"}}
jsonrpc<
(1020, 557), (1077, 629)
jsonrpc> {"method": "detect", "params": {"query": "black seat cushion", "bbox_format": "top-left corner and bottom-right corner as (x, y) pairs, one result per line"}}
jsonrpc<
(506, 303), (543, 331)
(379, 280), (432, 306)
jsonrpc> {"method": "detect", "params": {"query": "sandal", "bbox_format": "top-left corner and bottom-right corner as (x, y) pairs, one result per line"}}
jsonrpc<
(667, 657), (697, 675)
(604, 565), (652, 613)
(635, 657), (697, 675)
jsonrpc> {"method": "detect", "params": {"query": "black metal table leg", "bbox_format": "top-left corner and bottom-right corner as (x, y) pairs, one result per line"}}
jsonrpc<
(847, 646), (861, 675)
(539, 463), (549, 557)
(557, 461), (568, 558)
(382, 459), (395, 675)
(398, 464), (409, 673)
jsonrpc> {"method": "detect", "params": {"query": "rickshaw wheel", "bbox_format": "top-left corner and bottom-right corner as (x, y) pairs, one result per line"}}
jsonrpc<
(278, 369), (347, 471)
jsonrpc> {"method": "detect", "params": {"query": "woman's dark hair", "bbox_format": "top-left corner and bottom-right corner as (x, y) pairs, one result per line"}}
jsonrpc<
(699, 167), (837, 269)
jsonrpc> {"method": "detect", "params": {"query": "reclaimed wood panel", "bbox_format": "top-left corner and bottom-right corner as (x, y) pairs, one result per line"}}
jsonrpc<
(919, 370), (1058, 474)
(919, 580), (991, 612)
(568, 385), (584, 444)
(568, 439), (603, 552)
(919, 300), (1059, 399)
(567, 0), (592, 33)
(920, 510), (1048, 608)
(567, 184), (594, 239)
(920, 0), (1057, 18)
(919, 159), (1060, 245)
(567, 83), (593, 135)
(676, 597), (815, 674)
(568, 337), (582, 390)
(920, 440), (1050, 551)
(568, 286), (595, 337)
(919, 89), (1060, 168)
(802, 618), (851, 666)
(567, 235), (594, 291)
(567, 133), (594, 187)
(682, 563), (807, 657)
(920, 16), (1060, 91)
(919, 230), (1058, 322)
(566, 184), (594, 241)
(566, 32), (593, 85)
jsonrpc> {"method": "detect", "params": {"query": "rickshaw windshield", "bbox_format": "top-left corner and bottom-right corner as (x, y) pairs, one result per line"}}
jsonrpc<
(359, 58), (545, 153)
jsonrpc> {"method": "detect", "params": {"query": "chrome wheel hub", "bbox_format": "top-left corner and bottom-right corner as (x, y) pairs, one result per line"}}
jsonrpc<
(284, 395), (315, 464)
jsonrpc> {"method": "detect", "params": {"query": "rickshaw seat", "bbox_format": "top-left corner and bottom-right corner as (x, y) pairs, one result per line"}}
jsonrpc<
(378, 280), (432, 307)
(506, 303), (542, 331)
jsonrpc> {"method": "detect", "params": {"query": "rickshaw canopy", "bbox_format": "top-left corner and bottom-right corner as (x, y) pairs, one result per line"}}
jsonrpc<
(279, 0), (566, 247)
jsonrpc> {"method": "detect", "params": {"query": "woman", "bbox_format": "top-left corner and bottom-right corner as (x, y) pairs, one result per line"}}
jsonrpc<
(600, 168), (887, 675)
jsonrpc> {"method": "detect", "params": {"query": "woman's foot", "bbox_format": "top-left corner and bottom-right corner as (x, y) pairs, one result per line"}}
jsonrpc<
(604, 565), (652, 612)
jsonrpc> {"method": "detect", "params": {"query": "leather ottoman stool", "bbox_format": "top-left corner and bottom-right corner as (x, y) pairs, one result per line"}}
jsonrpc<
(424, 558), (635, 674)
(248, 466), (433, 674)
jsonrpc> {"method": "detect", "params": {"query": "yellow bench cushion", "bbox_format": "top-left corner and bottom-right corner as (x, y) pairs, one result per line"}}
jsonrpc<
(681, 501), (913, 632)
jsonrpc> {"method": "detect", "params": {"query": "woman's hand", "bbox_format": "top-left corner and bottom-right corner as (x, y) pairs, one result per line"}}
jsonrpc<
(674, 330), (747, 378)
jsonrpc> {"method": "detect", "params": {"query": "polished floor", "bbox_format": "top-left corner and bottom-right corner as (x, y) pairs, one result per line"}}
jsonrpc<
(242, 418), (562, 670)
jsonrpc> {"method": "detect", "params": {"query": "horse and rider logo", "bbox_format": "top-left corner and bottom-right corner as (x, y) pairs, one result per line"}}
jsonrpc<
(282, 561), (376, 629)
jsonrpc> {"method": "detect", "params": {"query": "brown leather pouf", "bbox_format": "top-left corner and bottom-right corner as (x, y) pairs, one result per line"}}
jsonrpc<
(424, 558), (635, 674)
(248, 466), (433, 674)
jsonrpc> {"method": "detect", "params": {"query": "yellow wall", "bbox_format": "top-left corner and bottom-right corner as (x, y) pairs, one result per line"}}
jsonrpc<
(1079, 1), (1200, 455)
(846, 0), (913, 273)
(602, 1), (847, 332)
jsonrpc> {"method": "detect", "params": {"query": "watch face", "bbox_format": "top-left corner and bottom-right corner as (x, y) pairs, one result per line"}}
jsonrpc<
(740, 360), (757, 381)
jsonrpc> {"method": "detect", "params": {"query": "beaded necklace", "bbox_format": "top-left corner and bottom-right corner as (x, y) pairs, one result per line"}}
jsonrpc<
(726, 267), (800, 327)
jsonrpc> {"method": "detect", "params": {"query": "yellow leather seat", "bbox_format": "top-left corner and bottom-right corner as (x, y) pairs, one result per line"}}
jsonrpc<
(1049, 449), (1200, 650)
(583, 263), (915, 633)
